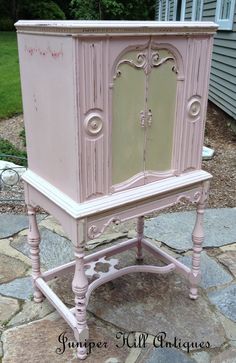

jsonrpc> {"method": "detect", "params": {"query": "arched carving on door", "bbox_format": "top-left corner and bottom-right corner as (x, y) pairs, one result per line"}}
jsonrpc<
(110, 42), (183, 193)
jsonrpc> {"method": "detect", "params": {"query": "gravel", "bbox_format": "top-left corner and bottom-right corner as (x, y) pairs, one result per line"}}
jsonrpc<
(0, 102), (235, 214)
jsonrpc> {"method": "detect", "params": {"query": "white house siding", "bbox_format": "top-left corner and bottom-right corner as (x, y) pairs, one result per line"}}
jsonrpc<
(156, 0), (236, 120)
(193, 0), (236, 119)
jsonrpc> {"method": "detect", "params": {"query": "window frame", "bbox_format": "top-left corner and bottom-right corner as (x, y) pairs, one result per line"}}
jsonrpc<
(191, 0), (204, 21)
(215, 0), (236, 30)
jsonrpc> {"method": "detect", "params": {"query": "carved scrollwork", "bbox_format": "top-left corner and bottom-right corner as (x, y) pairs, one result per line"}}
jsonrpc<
(114, 52), (147, 79)
(176, 195), (193, 204)
(193, 191), (201, 203)
(114, 50), (177, 79)
(87, 225), (99, 239)
(87, 216), (122, 239)
(176, 189), (202, 205)
(151, 51), (175, 69)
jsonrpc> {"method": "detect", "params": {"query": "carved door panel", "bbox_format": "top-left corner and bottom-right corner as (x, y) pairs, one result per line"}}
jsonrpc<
(112, 51), (146, 187)
(111, 44), (178, 191)
(145, 48), (177, 182)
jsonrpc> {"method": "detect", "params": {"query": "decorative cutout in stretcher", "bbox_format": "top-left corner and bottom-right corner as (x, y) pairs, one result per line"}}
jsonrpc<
(84, 257), (119, 279)
(81, 250), (177, 305)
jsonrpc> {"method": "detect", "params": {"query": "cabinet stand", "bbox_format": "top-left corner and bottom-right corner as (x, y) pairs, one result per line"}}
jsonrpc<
(24, 171), (211, 360)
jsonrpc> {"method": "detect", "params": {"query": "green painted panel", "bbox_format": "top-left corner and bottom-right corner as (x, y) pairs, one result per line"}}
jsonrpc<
(145, 50), (177, 172)
(112, 51), (145, 185)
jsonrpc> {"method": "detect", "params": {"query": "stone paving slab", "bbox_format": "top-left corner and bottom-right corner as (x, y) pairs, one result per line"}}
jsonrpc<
(11, 227), (74, 269)
(0, 296), (20, 325)
(0, 276), (33, 300)
(211, 347), (236, 363)
(145, 208), (236, 251)
(138, 347), (197, 363)
(0, 254), (29, 284)
(38, 215), (68, 239)
(217, 251), (236, 277)
(191, 351), (211, 363)
(220, 243), (236, 252)
(86, 232), (129, 250)
(179, 251), (233, 288)
(0, 238), (31, 265)
(2, 313), (130, 363)
(52, 250), (226, 349)
(208, 284), (236, 322)
(1, 210), (236, 362)
(216, 311), (236, 344)
(87, 272), (225, 349)
(7, 299), (55, 327)
(0, 214), (45, 239)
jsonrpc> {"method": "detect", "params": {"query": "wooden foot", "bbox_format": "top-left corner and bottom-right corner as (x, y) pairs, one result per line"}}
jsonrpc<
(27, 205), (44, 303)
(72, 244), (89, 360)
(136, 216), (144, 261)
(189, 182), (209, 299)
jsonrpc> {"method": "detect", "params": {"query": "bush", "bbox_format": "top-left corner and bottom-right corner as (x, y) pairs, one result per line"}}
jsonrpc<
(17, 0), (66, 20)
(0, 17), (14, 31)
(0, 138), (27, 167)
(70, 0), (156, 20)
(19, 128), (26, 147)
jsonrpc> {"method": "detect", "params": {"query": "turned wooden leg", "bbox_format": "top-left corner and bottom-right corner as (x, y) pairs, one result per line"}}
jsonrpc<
(136, 216), (144, 261)
(72, 244), (89, 360)
(27, 205), (44, 303)
(189, 181), (210, 299)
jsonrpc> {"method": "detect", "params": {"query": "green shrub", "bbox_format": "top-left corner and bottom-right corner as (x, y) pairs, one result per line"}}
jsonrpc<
(18, 0), (66, 20)
(0, 17), (14, 31)
(19, 128), (26, 147)
(0, 138), (27, 167)
(70, 0), (156, 20)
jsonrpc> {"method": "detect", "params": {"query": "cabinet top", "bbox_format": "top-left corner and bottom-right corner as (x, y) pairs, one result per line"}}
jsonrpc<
(15, 20), (217, 35)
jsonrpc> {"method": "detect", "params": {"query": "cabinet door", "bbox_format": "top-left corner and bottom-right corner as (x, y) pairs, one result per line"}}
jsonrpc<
(112, 51), (146, 186)
(145, 49), (177, 177)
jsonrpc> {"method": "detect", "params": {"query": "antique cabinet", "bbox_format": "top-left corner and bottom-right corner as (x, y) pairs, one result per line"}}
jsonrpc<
(15, 20), (217, 360)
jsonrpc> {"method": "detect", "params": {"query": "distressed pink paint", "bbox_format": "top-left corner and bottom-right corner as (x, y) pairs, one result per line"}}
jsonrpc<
(25, 45), (63, 58)
(15, 20), (217, 360)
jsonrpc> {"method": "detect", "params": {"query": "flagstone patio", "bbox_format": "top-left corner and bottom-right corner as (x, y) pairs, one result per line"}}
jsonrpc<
(0, 209), (235, 362)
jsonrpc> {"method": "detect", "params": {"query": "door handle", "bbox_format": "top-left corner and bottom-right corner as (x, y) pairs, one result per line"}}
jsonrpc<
(140, 111), (145, 128)
(147, 109), (152, 127)
(139, 109), (152, 127)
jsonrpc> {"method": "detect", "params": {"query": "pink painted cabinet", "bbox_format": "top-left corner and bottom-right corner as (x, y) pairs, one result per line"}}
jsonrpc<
(16, 21), (217, 204)
(15, 21), (217, 360)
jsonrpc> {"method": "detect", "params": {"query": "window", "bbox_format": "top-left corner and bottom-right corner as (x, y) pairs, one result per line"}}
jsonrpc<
(192, 0), (203, 21)
(155, 0), (178, 21)
(215, 0), (236, 30)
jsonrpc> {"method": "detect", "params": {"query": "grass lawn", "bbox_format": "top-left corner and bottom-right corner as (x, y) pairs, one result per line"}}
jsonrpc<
(0, 31), (22, 119)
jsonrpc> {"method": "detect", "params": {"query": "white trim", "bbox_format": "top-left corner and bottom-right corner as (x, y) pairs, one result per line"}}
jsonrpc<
(180, 0), (186, 21)
(173, 0), (178, 21)
(215, 0), (236, 30)
(159, 0), (163, 21)
(165, 0), (169, 20)
(22, 169), (212, 219)
(15, 20), (218, 35)
(192, 0), (204, 21)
